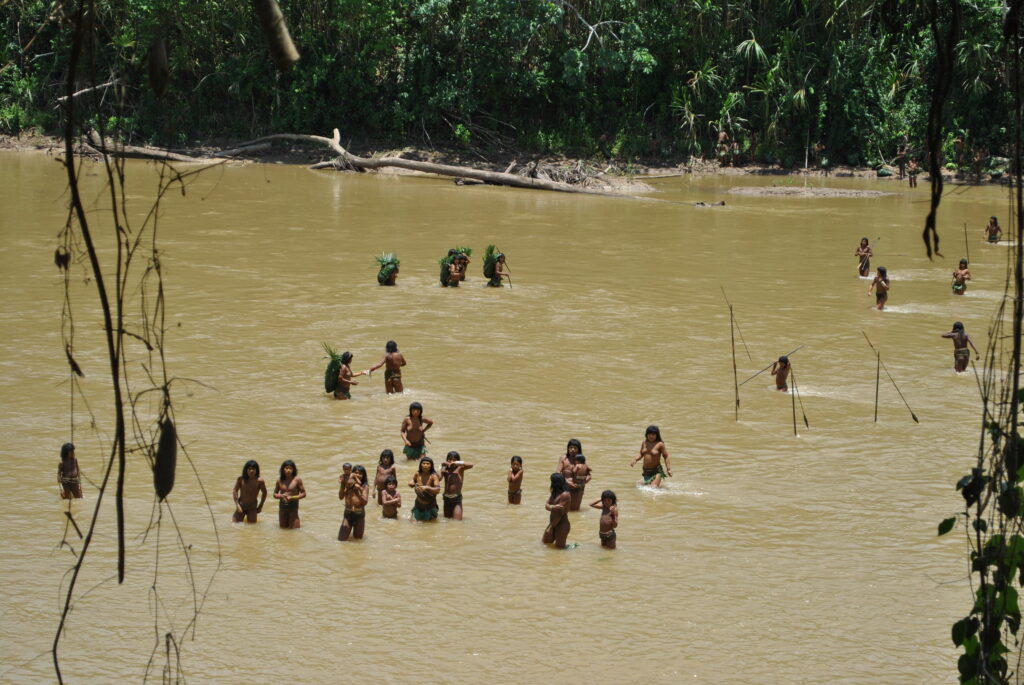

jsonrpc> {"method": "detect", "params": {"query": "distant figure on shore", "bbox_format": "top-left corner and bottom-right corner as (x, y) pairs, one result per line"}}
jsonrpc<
(985, 216), (1002, 244)
(274, 460), (305, 529)
(232, 459), (267, 523)
(368, 340), (406, 394)
(907, 159), (919, 188)
(951, 259), (971, 295)
(694, 200), (726, 207)
(630, 425), (673, 488)
(440, 451), (474, 520)
(338, 464), (369, 540)
(507, 456), (524, 505)
(401, 402), (433, 460)
(542, 473), (572, 549)
(380, 476), (401, 518)
(409, 456), (440, 522)
(569, 454), (591, 512)
(868, 266), (890, 310)
(855, 237), (873, 277)
(58, 442), (83, 499)
(770, 356), (791, 392)
(374, 449), (396, 504)
(590, 490), (618, 549)
(895, 137), (908, 179)
(942, 322), (980, 372)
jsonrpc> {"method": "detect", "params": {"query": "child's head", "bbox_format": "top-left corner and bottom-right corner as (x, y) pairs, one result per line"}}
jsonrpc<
(409, 401), (423, 418)
(645, 425), (662, 442)
(61, 442), (75, 460)
(566, 439), (582, 457)
(601, 490), (617, 506)
(242, 459), (260, 480)
(446, 450), (460, 463)
(341, 351), (353, 365)
(384, 476), (398, 491)
(953, 321), (965, 332)
(379, 449), (394, 467)
(386, 340), (398, 353)
(575, 454), (586, 464)
(877, 266), (888, 280)
(959, 258), (968, 268)
(280, 459), (297, 479)
(352, 465), (368, 484)
(343, 462), (352, 472)
(511, 455), (522, 469)
(778, 356), (789, 366)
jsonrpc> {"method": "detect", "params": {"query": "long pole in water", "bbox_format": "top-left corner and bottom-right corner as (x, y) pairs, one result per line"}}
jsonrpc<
(862, 331), (920, 423)
(791, 367), (809, 428)
(874, 351), (880, 422)
(963, 222), (971, 264)
(721, 287), (753, 361)
(790, 369), (798, 436)
(729, 303), (739, 420)
(739, 345), (804, 387)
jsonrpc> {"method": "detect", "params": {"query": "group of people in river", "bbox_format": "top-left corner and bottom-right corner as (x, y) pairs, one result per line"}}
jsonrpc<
(375, 245), (511, 288)
(227, 419), (674, 550)
(331, 340), (407, 400)
(854, 216), (1000, 371)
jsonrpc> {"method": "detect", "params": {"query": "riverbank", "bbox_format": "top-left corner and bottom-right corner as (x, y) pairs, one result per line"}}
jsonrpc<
(1, 130), (1005, 190)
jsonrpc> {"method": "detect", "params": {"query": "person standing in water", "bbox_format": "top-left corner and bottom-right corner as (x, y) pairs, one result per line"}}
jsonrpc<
(368, 340), (407, 394)
(855, 238), (873, 277)
(507, 456), (524, 505)
(569, 454), (592, 512)
(274, 460), (305, 529)
(984, 216), (1002, 244)
(907, 159), (919, 187)
(338, 464), (369, 541)
(542, 473), (572, 549)
(335, 351), (367, 400)
(380, 476), (402, 519)
(951, 259), (972, 295)
(868, 266), (890, 310)
(589, 490), (618, 549)
(409, 456), (441, 522)
(942, 322), (980, 372)
(232, 459), (267, 523)
(440, 450), (474, 520)
(770, 356), (791, 392)
(630, 425), (673, 488)
(374, 449), (396, 504)
(401, 402), (433, 460)
(58, 442), (83, 499)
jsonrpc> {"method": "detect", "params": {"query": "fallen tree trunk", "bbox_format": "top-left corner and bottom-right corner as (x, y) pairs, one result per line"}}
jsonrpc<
(84, 132), (269, 162)
(233, 129), (621, 196)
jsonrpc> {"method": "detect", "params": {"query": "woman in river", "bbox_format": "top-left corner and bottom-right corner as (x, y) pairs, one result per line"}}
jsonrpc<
(409, 456), (440, 522)
(542, 473), (572, 549)
(867, 266), (890, 310)
(274, 459), (305, 529)
(984, 216), (1002, 244)
(338, 464), (369, 540)
(941, 322), (980, 372)
(401, 402), (433, 460)
(951, 259), (971, 295)
(855, 237), (872, 277)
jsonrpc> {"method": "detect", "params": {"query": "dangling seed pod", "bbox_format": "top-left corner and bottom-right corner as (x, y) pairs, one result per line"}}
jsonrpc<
(54, 246), (71, 270)
(252, 0), (300, 71)
(147, 37), (169, 98)
(153, 417), (177, 500)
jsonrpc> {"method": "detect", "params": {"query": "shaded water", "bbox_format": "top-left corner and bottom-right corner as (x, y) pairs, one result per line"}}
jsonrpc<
(0, 152), (1016, 682)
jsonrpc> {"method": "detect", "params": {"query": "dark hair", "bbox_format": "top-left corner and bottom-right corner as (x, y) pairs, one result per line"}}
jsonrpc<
(341, 351), (353, 365)
(448, 248), (458, 256)
(446, 450), (460, 461)
(778, 356), (789, 365)
(418, 456), (436, 476)
(61, 442), (75, 460)
(601, 490), (617, 505)
(497, 253), (505, 260)
(645, 425), (662, 442)
(566, 439), (582, 457)
(959, 259), (968, 267)
(242, 459), (260, 480)
(280, 459), (297, 479)
(575, 454), (586, 464)
(953, 321), (965, 332)
(991, 216), (998, 222)
(386, 340), (398, 353)
(409, 402), (423, 417)
(860, 237), (868, 245)
(352, 464), (368, 485)
(511, 455), (522, 465)
(379, 449), (394, 467)
(877, 266), (888, 283)
(550, 473), (571, 498)
(384, 475), (398, 487)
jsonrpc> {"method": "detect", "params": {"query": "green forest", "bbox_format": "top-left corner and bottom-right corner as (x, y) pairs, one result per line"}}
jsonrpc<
(0, 1), (1013, 166)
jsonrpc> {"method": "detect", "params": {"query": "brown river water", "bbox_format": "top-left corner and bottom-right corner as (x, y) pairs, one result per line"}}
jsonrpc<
(0, 151), (1018, 682)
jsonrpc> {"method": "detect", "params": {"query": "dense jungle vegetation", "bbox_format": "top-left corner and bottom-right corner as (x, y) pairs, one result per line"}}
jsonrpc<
(0, 1), (1014, 167)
